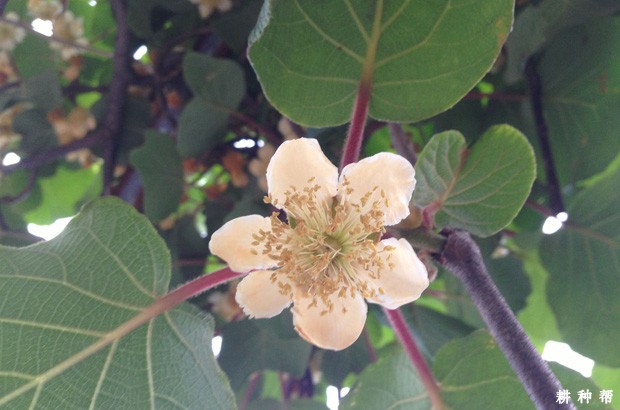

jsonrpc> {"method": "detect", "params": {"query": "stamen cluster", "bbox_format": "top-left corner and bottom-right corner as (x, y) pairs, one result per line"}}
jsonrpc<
(252, 177), (395, 315)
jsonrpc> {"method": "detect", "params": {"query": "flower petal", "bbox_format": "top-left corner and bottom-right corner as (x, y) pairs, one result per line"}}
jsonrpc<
(292, 290), (367, 350)
(208, 215), (276, 273)
(235, 270), (292, 318)
(266, 138), (338, 210)
(362, 238), (429, 310)
(339, 152), (415, 226)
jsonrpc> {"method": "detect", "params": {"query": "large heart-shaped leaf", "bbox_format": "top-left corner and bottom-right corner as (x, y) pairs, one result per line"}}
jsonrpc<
(248, 0), (513, 126)
(0, 197), (235, 408)
(434, 330), (532, 409)
(413, 125), (536, 237)
(503, 0), (620, 83)
(538, 17), (620, 185)
(540, 166), (620, 367)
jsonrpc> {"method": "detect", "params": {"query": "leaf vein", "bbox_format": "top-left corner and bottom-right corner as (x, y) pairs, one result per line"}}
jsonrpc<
(375, 0), (451, 69)
(0, 317), (105, 337)
(293, 0), (364, 63)
(0, 274), (142, 311)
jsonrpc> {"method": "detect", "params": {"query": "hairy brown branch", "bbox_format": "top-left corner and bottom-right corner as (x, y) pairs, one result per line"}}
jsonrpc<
(439, 230), (572, 410)
(0, 132), (105, 173)
(102, 0), (131, 193)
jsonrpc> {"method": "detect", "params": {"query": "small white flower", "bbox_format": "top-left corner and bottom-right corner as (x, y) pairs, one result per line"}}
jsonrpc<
(188, 0), (233, 19)
(0, 13), (26, 51)
(50, 11), (88, 60)
(28, 0), (62, 20)
(209, 138), (429, 350)
(248, 143), (275, 192)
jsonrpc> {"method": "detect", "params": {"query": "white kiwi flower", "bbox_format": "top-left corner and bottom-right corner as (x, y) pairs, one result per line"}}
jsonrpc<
(209, 138), (429, 350)
(0, 13), (26, 51)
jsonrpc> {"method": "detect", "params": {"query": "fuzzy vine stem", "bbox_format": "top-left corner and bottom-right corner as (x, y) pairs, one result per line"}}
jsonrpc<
(439, 229), (572, 410)
(384, 308), (445, 409)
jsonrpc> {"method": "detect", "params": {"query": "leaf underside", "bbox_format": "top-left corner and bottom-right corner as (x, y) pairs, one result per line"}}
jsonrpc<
(0, 198), (235, 409)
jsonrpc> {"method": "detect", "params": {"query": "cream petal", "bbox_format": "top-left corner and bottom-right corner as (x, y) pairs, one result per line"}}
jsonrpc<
(292, 290), (367, 351)
(339, 152), (415, 226)
(362, 238), (429, 310)
(266, 138), (338, 210)
(208, 215), (277, 273)
(235, 270), (292, 318)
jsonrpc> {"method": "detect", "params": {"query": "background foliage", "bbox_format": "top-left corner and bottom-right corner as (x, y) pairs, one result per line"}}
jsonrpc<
(0, 0), (618, 409)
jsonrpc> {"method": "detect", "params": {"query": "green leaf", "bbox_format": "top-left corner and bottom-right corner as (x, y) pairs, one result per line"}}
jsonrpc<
(178, 53), (245, 157)
(130, 131), (184, 222)
(248, 398), (327, 410)
(591, 364), (620, 398)
(442, 236), (532, 329)
(0, 197), (235, 408)
(517, 251), (561, 349)
(22, 69), (62, 113)
(434, 330), (532, 409)
(339, 347), (431, 409)
(12, 35), (57, 79)
(248, 0), (513, 126)
(0, 215), (38, 247)
(177, 99), (226, 157)
(92, 95), (150, 164)
(403, 304), (476, 357)
(183, 52), (245, 100)
(0, 170), (41, 216)
(550, 363), (612, 410)
(213, 1), (264, 54)
(11, 109), (57, 156)
(413, 125), (536, 237)
(504, 0), (620, 83)
(321, 335), (371, 386)
(434, 331), (610, 409)
(538, 17), (620, 185)
(23, 163), (102, 225)
(218, 318), (312, 390)
(540, 166), (620, 367)
(79, 0), (116, 51)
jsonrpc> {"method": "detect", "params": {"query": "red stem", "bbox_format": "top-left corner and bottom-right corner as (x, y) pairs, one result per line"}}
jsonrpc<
(362, 327), (378, 363)
(239, 373), (261, 410)
(384, 307), (445, 410)
(160, 267), (243, 309)
(340, 82), (372, 169)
